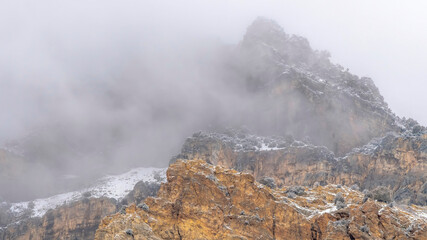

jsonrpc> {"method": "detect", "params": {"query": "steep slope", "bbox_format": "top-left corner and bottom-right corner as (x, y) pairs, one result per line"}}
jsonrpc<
(172, 129), (427, 205)
(95, 160), (427, 239)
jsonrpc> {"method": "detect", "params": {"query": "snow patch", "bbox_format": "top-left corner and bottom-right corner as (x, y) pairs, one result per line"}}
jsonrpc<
(9, 167), (166, 218)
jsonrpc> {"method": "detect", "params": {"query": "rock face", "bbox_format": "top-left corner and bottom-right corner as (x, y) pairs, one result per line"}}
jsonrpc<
(95, 160), (427, 240)
(0, 198), (117, 240)
(172, 130), (427, 205)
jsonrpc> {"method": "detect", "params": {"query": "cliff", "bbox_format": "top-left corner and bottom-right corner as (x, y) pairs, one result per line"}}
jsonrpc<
(172, 130), (427, 205)
(95, 160), (427, 239)
(1, 198), (116, 240)
(0, 167), (165, 239)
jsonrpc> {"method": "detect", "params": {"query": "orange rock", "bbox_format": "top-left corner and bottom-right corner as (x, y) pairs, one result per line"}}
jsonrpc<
(95, 160), (427, 240)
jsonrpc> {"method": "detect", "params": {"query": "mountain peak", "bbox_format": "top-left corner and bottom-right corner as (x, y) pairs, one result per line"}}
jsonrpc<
(234, 18), (405, 155)
(242, 17), (313, 64)
(242, 17), (290, 52)
(244, 17), (287, 41)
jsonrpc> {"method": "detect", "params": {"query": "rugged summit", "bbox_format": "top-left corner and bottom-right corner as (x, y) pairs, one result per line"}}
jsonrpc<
(231, 17), (408, 155)
(96, 160), (427, 239)
(164, 18), (427, 208)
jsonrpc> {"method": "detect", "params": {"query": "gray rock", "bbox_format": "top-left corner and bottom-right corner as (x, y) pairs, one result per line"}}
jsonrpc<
(259, 177), (276, 189)
(125, 229), (134, 237)
(285, 186), (305, 196)
(360, 225), (369, 233)
(371, 186), (392, 203)
(137, 203), (149, 212)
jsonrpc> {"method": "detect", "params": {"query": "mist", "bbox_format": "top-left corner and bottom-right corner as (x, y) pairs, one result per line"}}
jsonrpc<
(1, 0), (426, 201)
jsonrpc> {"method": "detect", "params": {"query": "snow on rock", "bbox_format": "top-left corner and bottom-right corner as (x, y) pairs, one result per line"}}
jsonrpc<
(277, 184), (427, 223)
(9, 167), (166, 218)
(191, 129), (302, 153)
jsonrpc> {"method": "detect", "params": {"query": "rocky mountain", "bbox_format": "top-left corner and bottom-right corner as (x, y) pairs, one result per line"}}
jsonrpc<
(95, 160), (427, 239)
(222, 17), (421, 156)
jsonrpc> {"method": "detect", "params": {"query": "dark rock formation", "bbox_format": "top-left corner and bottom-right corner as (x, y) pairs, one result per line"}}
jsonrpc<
(121, 181), (161, 206)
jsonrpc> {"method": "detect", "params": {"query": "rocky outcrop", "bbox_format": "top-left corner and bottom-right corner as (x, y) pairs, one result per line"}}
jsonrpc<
(121, 181), (161, 206)
(172, 130), (427, 205)
(95, 160), (427, 239)
(0, 198), (117, 240)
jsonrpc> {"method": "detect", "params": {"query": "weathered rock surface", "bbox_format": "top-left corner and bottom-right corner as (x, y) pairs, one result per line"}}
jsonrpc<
(95, 160), (427, 239)
(172, 130), (427, 205)
(0, 198), (117, 240)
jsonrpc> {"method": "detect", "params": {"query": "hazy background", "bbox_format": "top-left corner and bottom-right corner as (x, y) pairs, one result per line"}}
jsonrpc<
(1, 0), (426, 200)
(1, 0), (426, 134)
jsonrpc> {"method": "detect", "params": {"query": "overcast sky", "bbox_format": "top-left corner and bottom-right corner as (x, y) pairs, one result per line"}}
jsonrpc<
(1, 0), (426, 129)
